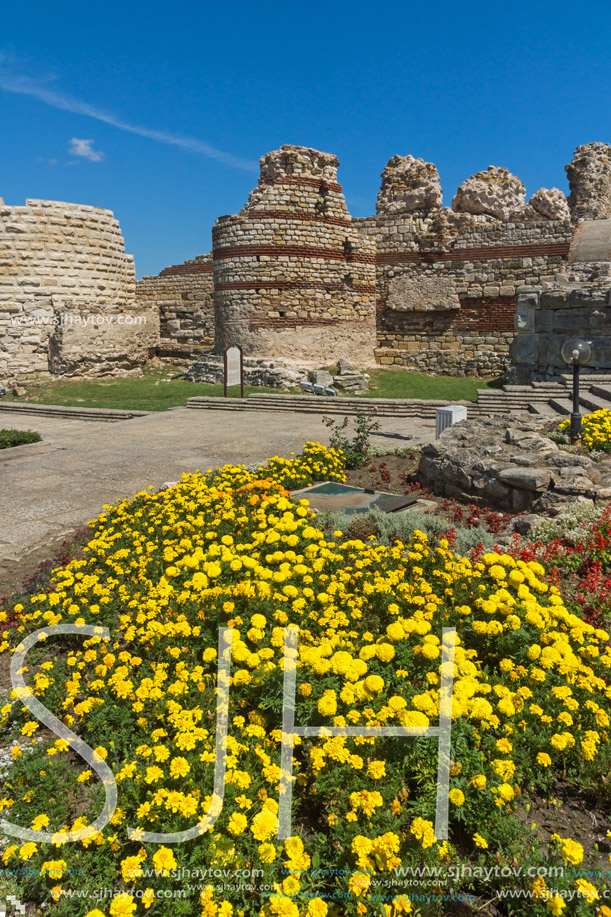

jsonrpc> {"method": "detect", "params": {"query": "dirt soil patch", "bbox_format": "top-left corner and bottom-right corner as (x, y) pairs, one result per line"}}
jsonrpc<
(345, 452), (516, 537)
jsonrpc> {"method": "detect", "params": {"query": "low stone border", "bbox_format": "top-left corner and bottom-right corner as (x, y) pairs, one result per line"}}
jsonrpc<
(0, 403), (148, 422)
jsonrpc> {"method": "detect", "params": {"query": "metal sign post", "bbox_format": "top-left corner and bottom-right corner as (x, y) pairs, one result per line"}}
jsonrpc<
(224, 345), (244, 398)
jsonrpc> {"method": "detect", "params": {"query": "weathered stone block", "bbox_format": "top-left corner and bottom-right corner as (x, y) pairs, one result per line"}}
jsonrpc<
(498, 466), (551, 491)
(509, 334), (538, 365)
(514, 311), (535, 332)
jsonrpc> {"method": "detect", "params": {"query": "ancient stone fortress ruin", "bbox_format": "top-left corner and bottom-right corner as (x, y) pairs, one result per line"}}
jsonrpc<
(146, 141), (611, 381)
(2, 141), (611, 386)
(0, 199), (157, 383)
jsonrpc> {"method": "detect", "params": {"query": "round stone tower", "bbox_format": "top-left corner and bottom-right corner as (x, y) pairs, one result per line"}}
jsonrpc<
(212, 145), (377, 364)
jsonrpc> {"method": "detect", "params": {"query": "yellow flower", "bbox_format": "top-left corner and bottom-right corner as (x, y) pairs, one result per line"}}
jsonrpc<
(121, 855), (144, 881)
(364, 674), (384, 694)
(152, 846), (177, 876)
(536, 752), (552, 767)
(546, 894), (565, 915)
(258, 843), (277, 863)
(18, 842), (37, 861)
(449, 789), (465, 806)
(169, 756), (190, 778)
(348, 870), (371, 897)
(575, 879), (599, 902)
(228, 812), (248, 836)
(40, 859), (67, 879)
(317, 690), (337, 718)
(306, 899), (328, 916)
(31, 814), (50, 831)
(552, 834), (584, 866)
(367, 760), (386, 780)
(250, 809), (278, 842)
(109, 894), (137, 917)
(410, 817), (436, 848)
(473, 833), (488, 849)
(376, 643), (395, 663)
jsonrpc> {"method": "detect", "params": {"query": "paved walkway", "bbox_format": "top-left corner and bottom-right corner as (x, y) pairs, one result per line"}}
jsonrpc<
(0, 407), (435, 581)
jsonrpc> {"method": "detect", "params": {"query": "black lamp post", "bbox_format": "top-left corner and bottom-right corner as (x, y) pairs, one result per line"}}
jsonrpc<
(561, 337), (592, 442)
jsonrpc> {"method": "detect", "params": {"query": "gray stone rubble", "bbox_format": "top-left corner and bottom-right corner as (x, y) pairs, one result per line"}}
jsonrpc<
(419, 413), (611, 518)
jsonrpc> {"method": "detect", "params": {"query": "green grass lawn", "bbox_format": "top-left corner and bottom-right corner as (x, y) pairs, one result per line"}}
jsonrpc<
(358, 368), (500, 401)
(2, 365), (501, 411)
(3, 366), (282, 412)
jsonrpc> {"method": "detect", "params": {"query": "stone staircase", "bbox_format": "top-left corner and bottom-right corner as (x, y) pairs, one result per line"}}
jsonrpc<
(478, 373), (611, 419)
(0, 403), (148, 422)
(187, 374), (611, 421)
(475, 381), (567, 417)
(187, 393), (477, 419)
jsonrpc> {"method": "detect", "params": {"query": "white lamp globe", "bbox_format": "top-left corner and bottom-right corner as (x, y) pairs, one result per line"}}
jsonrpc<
(561, 338), (592, 366)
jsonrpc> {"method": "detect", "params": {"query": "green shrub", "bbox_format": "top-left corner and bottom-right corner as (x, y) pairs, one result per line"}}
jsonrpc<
(0, 428), (41, 449)
(322, 406), (380, 468)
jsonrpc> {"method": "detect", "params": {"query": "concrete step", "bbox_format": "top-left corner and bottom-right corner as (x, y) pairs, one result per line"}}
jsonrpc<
(548, 398), (573, 416)
(477, 389), (554, 403)
(186, 395), (511, 419)
(560, 372), (611, 386)
(578, 391), (611, 413)
(530, 401), (566, 417)
(0, 402), (148, 422)
(502, 383), (566, 393)
(188, 397), (431, 417)
(590, 384), (611, 404)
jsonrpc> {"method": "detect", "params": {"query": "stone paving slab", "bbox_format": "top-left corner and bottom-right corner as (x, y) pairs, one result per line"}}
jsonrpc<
(1, 407), (435, 577)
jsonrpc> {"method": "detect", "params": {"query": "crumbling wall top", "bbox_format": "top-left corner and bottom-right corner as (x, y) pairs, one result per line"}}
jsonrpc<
(376, 154), (443, 213)
(452, 165), (526, 221)
(258, 145), (340, 183)
(566, 142), (611, 221)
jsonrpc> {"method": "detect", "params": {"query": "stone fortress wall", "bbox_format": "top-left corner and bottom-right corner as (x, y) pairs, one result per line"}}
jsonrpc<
(0, 199), (158, 383)
(3, 141), (611, 386)
(141, 141), (611, 378)
(210, 146), (377, 365)
(355, 159), (575, 376)
(136, 254), (214, 360)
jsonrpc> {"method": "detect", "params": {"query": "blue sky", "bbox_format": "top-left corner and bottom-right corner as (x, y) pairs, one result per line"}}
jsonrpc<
(1, 0), (610, 277)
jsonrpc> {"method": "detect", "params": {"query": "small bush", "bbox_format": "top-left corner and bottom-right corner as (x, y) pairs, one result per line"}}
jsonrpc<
(326, 506), (494, 556)
(0, 428), (41, 449)
(322, 405), (380, 468)
(453, 526), (495, 556)
(530, 503), (607, 546)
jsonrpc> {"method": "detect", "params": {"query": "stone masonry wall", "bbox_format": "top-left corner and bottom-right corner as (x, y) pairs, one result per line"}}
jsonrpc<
(510, 277), (611, 380)
(7, 142), (611, 384)
(354, 146), (582, 376)
(212, 145), (377, 365)
(137, 254), (214, 360)
(356, 214), (573, 376)
(0, 199), (158, 382)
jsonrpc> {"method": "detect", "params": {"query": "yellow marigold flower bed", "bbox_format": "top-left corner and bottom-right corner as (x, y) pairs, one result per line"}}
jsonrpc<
(559, 407), (611, 452)
(1, 442), (610, 915)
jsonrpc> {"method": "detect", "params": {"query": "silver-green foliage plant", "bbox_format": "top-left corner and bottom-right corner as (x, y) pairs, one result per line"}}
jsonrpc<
(326, 506), (495, 555)
(529, 502), (607, 546)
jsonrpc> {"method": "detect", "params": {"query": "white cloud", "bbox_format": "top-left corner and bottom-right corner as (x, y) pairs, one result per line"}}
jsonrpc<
(0, 53), (257, 173)
(69, 138), (105, 162)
